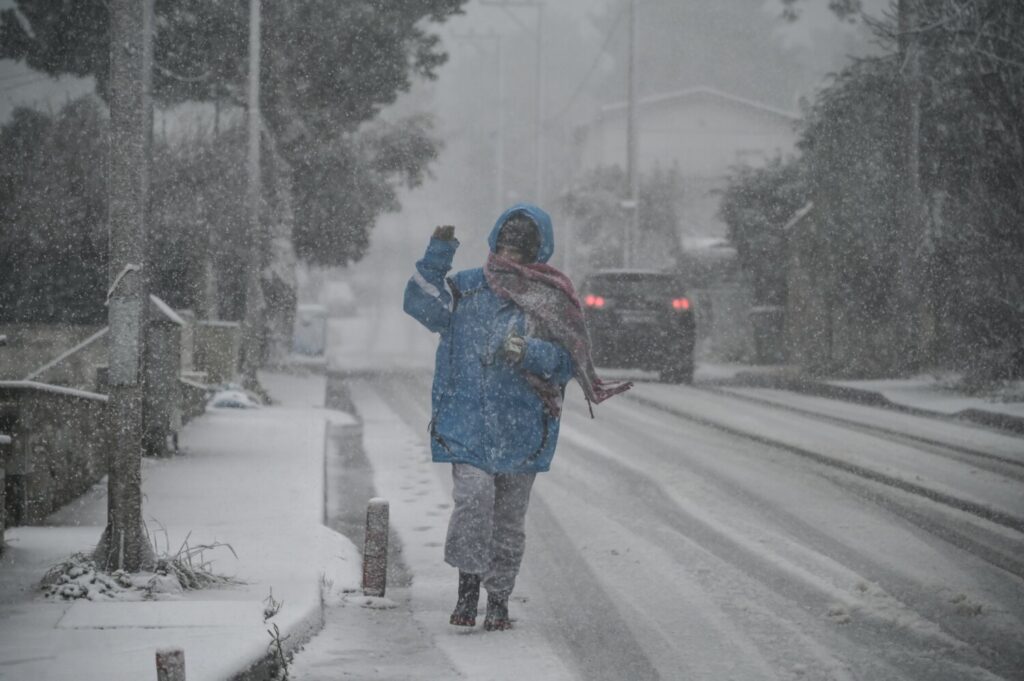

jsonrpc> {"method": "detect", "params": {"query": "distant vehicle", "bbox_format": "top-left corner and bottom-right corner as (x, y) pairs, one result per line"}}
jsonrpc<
(579, 269), (696, 383)
(207, 388), (262, 409)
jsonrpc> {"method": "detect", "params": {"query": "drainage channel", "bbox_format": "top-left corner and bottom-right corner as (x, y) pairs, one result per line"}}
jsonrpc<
(324, 375), (413, 589)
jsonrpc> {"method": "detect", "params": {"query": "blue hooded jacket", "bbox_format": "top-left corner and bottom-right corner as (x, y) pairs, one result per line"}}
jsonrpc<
(403, 204), (575, 474)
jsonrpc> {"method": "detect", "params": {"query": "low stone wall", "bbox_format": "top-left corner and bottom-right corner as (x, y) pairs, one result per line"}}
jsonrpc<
(180, 377), (212, 426)
(0, 382), (109, 526)
(0, 323), (107, 388)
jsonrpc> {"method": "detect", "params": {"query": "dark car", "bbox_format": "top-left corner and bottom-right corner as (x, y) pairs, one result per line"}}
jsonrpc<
(579, 269), (696, 383)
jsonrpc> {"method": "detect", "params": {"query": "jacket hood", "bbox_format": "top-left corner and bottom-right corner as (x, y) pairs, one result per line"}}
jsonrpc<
(487, 203), (555, 264)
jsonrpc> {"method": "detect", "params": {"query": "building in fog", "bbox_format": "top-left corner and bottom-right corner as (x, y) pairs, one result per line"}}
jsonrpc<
(576, 86), (800, 239)
(573, 86), (801, 362)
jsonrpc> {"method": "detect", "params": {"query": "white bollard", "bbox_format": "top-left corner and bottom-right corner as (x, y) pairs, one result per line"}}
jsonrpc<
(362, 497), (389, 597)
(155, 648), (185, 681)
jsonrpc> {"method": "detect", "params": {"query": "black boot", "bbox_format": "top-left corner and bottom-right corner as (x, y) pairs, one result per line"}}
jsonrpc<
(449, 571), (481, 626)
(483, 592), (512, 631)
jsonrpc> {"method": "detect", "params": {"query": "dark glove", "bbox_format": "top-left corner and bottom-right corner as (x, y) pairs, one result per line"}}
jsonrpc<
(503, 333), (526, 364)
(433, 225), (456, 241)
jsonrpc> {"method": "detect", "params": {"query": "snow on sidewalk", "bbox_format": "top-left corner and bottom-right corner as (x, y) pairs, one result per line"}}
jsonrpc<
(347, 378), (578, 681)
(0, 371), (360, 681)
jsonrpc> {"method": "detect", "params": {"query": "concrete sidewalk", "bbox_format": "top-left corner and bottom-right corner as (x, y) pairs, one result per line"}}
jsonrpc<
(0, 370), (361, 681)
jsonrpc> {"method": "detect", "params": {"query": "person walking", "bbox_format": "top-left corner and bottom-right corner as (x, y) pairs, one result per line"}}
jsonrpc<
(403, 203), (631, 631)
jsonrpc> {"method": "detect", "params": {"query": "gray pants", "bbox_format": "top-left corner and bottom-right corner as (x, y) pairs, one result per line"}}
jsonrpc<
(444, 463), (537, 597)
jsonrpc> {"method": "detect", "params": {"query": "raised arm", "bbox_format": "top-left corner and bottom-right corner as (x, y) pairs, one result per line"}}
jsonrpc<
(403, 226), (458, 334)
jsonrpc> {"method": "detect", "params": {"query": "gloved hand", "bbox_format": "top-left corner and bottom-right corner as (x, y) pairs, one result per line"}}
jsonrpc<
(433, 225), (456, 241)
(503, 333), (526, 364)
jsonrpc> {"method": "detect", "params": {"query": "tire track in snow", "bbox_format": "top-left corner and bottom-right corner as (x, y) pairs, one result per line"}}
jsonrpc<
(704, 385), (1024, 476)
(557, 396), (1024, 680)
(623, 389), (1024, 534)
(372, 371), (1023, 680)
(620, 385), (1024, 583)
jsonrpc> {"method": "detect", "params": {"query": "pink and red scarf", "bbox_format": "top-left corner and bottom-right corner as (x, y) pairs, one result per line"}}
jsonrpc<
(484, 252), (632, 417)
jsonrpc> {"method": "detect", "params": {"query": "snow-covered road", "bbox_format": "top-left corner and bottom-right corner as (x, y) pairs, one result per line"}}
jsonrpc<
(294, 262), (1023, 679)
(300, 369), (1023, 681)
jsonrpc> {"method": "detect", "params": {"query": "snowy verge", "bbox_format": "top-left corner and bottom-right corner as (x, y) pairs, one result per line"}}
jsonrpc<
(0, 372), (360, 681)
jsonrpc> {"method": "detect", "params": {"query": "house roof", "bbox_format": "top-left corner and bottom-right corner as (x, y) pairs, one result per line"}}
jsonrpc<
(601, 86), (800, 122)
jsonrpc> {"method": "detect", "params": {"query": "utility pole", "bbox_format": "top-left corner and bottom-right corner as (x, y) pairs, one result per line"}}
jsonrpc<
(241, 0), (264, 385)
(479, 0), (545, 204)
(897, 0), (928, 371)
(205, 98), (222, 320)
(625, 0), (639, 269)
(97, 0), (156, 572)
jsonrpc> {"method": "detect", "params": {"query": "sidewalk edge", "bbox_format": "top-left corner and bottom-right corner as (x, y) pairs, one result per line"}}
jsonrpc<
(725, 371), (1024, 435)
(228, 604), (325, 681)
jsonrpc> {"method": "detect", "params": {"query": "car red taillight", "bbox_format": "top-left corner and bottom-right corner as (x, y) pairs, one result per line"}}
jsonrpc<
(584, 294), (606, 309)
(671, 297), (691, 311)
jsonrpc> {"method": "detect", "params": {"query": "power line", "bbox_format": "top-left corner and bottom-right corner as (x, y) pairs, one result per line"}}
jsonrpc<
(546, 4), (626, 124)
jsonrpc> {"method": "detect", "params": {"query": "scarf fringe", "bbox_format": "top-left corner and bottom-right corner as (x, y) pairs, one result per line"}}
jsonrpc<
(485, 252), (633, 415)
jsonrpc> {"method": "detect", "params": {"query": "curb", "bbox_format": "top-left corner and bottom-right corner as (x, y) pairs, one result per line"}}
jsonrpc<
(232, 373), (335, 681)
(229, 606), (326, 681)
(955, 408), (1024, 436)
(724, 371), (1024, 436)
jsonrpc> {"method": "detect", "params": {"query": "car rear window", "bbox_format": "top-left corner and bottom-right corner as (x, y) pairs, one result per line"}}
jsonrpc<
(584, 273), (685, 298)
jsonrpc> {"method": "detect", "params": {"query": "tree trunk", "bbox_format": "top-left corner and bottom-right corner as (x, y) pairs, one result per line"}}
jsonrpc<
(96, 0), (156, 572)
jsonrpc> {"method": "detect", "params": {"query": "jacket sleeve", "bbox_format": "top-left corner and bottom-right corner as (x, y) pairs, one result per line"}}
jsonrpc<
(404, 237), (458, 334)
(521, 337), (575, 385)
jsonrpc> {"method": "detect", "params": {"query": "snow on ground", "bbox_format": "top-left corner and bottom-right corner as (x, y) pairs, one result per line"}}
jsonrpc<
(627, 384), (1023, 520)
(0, 371), (359, 681)
(356, 381), (578, 680)
(285, 292), (1024, 679)
(545, 388), (1024, 679)
(291, 379), (578, 681)
(716, 386), (1024, 461)
(829, 376), (1024, 418)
